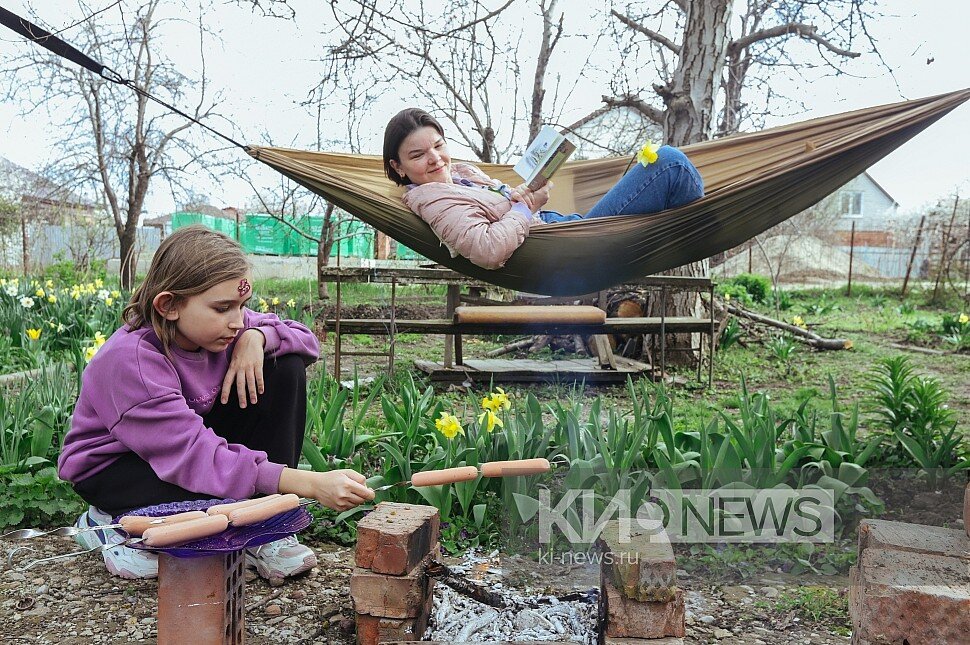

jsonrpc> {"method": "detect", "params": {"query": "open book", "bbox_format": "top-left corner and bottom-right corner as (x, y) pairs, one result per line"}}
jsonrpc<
(513, 125), (576, 191)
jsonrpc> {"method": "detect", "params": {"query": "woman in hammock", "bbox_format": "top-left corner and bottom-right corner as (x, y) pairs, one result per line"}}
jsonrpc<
(383, 108), (704, 270)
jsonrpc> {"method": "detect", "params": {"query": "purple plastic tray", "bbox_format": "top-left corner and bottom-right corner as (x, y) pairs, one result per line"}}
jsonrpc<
(114, 498), (312, 558)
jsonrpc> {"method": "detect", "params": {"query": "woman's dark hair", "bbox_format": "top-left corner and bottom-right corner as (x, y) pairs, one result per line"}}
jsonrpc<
(383, 108), (445, 186)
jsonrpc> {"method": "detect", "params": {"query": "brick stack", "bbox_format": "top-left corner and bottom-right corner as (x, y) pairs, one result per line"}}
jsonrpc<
(351, 502), (440, 645)
(849, 518), (970, 644)
(157, 551), (245, 645)
(597, 520), (685, 644)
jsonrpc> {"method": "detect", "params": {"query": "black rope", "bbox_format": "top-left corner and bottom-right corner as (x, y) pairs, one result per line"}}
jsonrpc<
(0, 4), (248, 151)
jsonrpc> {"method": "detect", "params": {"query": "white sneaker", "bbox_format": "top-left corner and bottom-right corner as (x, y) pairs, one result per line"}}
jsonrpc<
(75, 506), (158, 579)
(245, 535), (317, 580)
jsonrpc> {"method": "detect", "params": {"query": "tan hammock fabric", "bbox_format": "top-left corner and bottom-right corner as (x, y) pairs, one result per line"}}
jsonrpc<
(249, 89), (969, 296)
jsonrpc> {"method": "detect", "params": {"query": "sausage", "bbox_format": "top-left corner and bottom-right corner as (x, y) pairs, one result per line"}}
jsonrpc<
(480, 458), (551, 478)
(206, 494), (281, 517)
(411, 466), (479, 487)
(142, 515), (229, 548)
(118, 510), (208, 536)
(227, 493), (301, 527)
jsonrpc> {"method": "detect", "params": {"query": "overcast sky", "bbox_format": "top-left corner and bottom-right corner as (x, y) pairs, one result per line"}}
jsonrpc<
(0, 0), (967, 216)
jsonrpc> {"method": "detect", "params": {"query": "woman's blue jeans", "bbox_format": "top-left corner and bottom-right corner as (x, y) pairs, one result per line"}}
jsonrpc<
(539, 146), (704, 223)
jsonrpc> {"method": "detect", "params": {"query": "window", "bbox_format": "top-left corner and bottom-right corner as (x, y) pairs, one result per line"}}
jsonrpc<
(840, 191), (863, 217)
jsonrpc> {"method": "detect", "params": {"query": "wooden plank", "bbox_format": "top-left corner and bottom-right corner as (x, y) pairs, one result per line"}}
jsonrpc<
(324, 317), (713, 335)
(415, 358), (650, 384)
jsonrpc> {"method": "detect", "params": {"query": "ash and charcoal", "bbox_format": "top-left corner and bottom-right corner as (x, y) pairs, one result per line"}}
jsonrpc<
(425, 552), (598, 643)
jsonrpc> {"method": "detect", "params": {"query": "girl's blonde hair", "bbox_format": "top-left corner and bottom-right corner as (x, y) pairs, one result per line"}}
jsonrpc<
(123, 225), (251, 354)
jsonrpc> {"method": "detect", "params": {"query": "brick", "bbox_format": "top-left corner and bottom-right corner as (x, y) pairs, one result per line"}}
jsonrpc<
(858, 519), (969, 561)
(356, 588), (433, 645)
(157, 551), (245, 645)
(849, 548), (970, 645)
(597, 519), (676, 602)
(355, 503), (440, 575)
(350, 563), (434, 619)
(602, 578), (685, 639)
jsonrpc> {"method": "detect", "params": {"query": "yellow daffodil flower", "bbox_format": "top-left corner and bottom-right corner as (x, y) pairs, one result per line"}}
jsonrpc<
(477, 409), (504, 433)
(47, 295), (57, 303)
(434, 412), (464, 440)
(959, 313), (969, 325)
(271, 297), (280, 306)
(95, 278), (103, 289)
(35, 288), (45, 297)
(94, 331), (107, 348)
(792, 315), (805, 328)
(26, 328), (42, 341)
(84, 345), (98, 362)
(481, 387), (512, 412)
(45, 280), (53, 289)
(111, 290), (120, 298)
(286, 299), (296, 308)
(258, 298), (269, 313)
(636, 140), (660, 166)
(724, 293), (731, 302)
(105, 297), (114, 306)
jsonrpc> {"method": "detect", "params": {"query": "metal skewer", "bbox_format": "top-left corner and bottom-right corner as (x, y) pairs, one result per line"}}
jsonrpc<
(7, 537), (146, 571)
(0, 517), (171, 541)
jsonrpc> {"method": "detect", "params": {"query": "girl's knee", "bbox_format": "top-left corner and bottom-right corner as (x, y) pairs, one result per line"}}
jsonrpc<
(264, 354), (307, 389)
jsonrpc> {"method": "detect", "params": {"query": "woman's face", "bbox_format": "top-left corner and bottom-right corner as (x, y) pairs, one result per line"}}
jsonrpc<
(390, 126), (452, 185)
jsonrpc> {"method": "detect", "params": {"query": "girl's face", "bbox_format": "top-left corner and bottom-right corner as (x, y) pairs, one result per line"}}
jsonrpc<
(390, 126), (453, 185)
(166, 275), (253, 352)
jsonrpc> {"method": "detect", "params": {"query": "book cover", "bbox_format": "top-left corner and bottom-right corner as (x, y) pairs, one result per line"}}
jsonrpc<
(513, 125), (576, 191)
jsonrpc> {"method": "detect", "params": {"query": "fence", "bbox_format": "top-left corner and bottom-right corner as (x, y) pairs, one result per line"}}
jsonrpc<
(0, 224), (162, 273)
(171, 212), (426, 261)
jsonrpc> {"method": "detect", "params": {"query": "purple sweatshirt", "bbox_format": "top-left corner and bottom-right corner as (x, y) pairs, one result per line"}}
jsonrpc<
(57, 309), (320, 499)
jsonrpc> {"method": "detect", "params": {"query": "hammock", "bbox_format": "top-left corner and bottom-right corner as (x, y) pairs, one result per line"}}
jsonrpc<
(249, 90), (968, 296)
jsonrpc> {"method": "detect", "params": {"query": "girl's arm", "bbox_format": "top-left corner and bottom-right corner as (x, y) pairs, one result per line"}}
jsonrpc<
(243, 308), (319, 364)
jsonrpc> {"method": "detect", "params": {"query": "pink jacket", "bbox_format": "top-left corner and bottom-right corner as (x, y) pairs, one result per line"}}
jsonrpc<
(402, 163), (538, 269)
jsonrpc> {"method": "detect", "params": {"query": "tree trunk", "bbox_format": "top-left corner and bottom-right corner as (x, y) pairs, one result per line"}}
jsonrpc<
(660, 1), (733, 145)
(118, 226), (138, 290)
(317, 203), (336, 299)
(651, 1), (730, 364)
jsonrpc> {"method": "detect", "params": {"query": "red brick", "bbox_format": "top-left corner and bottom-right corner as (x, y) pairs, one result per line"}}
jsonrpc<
(356, 588), (433, 645)
(597, 519), (676, 602)
(858, 519), (969, 560)
(350, 563), (434, 619)
(355, 503), (440, 575)
(157, 551), (245, 645)
(602, 578), (685, 639)
(849, 548), (970, 645)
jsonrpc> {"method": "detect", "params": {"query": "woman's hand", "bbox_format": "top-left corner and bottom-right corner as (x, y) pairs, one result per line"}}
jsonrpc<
(279, 468), (375, 512)
(510, 182), (553, 212)
(222, 329), (265, 408)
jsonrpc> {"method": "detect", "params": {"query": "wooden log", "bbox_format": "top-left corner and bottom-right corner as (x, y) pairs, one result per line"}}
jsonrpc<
(725, 305), (852, 350)
(484, 337), (536, 358)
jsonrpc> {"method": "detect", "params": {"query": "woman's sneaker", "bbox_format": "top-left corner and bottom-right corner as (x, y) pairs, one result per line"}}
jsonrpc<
(245, 536), (317, 581)
(74, 506), (158, 579)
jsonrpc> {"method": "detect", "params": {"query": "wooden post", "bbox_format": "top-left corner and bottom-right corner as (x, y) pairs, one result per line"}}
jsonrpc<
(443, 285), (460, 368)
(932, 195), (961, 304)
(846, 221), (856, 296)
(901, 215), (926, 296)
(747, 243), (753, 273)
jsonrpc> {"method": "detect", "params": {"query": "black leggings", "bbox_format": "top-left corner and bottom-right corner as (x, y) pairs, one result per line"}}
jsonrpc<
(73, 354), (307, 516)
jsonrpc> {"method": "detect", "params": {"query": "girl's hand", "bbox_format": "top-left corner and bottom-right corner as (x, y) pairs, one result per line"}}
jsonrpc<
(279, 468), (375, 512)
(222, 329), (265, 408)
(510, 182), (553, 212)
(532, 182), (553, 210)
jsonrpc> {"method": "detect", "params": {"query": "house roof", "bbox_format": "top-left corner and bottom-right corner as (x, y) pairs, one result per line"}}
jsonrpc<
(860, 171), (899, 208)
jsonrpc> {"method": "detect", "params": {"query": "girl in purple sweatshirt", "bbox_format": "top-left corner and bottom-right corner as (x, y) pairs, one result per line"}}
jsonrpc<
(58, 225), (375, 580)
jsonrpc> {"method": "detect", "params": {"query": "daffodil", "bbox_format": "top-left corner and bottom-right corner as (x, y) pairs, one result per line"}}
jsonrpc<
(724, 293), (731, 302)
(110, 290), (121, 299)
(636, 140), (660, 166)
(20, 296), (34, 309)
(45, 280), (53, 289)
(435, 412), (464, 440)
(258, 298), (269, 313)
(95, 278), (104, 289)
(26, 328), (42, 341)
(105, 297), (114, 306)
(97, 289), (110, 301)
(47, 295), (57, 303)
(482, 387), (511, 412)
(94, 331), (107, 348)
(84, 345), (98, 362)
(35, 288), (45, 297)
(792, 315), (805, 328)
(959, 313), (969, 325)
(477, 409), (504, 433)
(5, 284), (19, 297)
(271, 297), (280, 306)
(286, 299), (296, 308)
